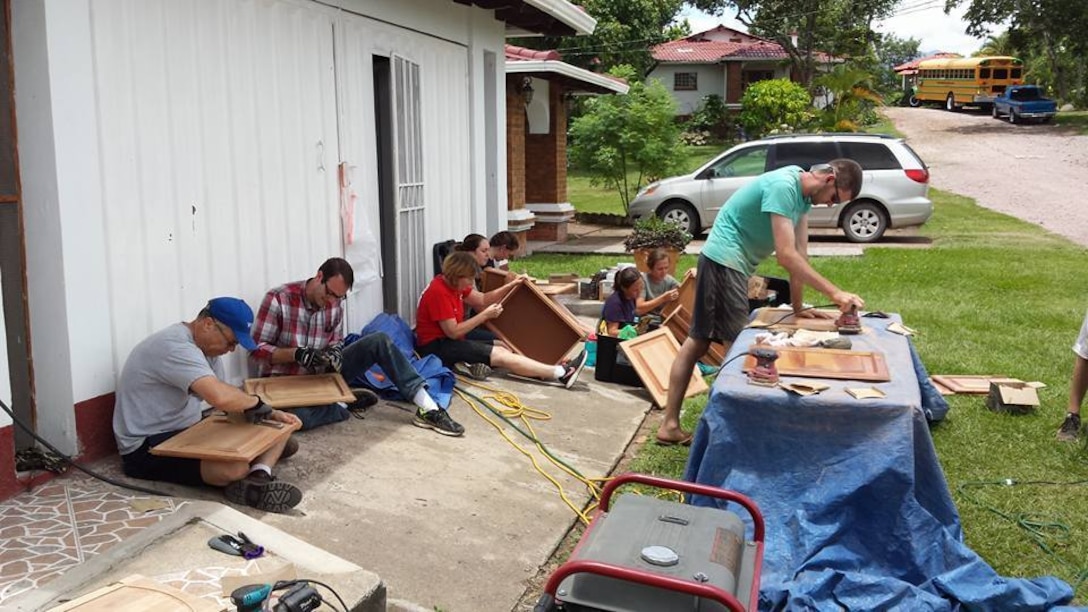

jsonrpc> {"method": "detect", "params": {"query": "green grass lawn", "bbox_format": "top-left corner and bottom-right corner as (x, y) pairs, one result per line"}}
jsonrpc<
(1056, 110), (1088, 135)
(519, 188), (1088, 602)
(568, 145), (722, 216)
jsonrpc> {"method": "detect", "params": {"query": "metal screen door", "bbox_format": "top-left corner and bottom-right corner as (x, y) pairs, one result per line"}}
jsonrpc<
(392, 55), (425, 324)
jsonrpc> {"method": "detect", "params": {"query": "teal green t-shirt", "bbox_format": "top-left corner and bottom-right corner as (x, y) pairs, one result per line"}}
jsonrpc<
(701, 166), (812, 275)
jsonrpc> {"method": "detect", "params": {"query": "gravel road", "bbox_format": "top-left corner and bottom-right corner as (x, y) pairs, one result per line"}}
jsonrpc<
(883, 106), (1088, 248)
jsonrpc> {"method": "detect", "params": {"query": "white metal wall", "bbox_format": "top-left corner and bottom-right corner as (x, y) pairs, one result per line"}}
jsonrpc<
(89, 0), (341, 379)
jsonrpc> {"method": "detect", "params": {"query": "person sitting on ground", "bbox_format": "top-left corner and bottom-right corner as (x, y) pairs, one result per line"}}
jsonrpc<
(416, 251), (587, 388)
(251, 257), (464, 437)
(113, 298), (304, 513)
(638, 249), (681, 322)
(1056, 309), (1088, 442)
(488, 230), (520, 270)
(601, 267), (644, 337)
(455, 233), (510, 345)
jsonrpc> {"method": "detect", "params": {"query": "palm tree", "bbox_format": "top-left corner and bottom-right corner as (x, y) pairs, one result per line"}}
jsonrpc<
(814, 64), (884, 130)
(975, 32), (1015, 57)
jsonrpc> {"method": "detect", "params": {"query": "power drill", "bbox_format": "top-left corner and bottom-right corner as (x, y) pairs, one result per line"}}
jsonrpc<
(230, 581), (323, 612)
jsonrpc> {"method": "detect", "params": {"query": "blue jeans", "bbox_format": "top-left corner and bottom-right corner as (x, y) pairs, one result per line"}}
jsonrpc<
(294, 332), (427, 431)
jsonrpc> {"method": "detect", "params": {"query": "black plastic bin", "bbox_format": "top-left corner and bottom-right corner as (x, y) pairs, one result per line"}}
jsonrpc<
(594, 335), (643, 387)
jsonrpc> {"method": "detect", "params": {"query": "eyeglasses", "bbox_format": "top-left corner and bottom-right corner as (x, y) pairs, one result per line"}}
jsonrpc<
(829, 171), (843, 205)
(323, 281), (347, 301)
(213, 320), (238, 349)
(812, 164), (846, 205)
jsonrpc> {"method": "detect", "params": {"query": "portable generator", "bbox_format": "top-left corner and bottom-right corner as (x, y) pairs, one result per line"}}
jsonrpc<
(535, 473), (764, 612)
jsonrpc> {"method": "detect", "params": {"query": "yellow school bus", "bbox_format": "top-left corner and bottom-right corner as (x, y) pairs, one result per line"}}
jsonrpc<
(909, 56), (1024, 110)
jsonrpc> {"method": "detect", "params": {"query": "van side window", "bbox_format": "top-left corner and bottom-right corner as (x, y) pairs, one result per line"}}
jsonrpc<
(839, 143), (900, 170)
(709, 146), (768, 178)
(770, 142), (839, 171)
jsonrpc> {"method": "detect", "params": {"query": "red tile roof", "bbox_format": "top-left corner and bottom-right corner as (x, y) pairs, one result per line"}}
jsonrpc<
(505, 44), (561, 62)
(652, 38), (833, 63)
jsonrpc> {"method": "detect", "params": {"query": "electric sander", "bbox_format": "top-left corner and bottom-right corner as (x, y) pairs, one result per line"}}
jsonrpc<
(835, 305), (862, 335)
(747, 347), (779, 387)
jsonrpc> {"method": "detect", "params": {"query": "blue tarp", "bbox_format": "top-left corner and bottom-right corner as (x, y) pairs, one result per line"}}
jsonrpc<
(343, 313), (455, 409)
(683, 315), (1076, 610)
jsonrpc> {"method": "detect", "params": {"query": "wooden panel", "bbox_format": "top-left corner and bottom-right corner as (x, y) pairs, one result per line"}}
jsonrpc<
(660, 269), (725, 365)
(742, 346), (890, 382)
(151, 417), (299, 462)
(620, 328), (708, 408)
(930, 375), (1022, 394)
(242, 373), (354, 408)
(748, 308), (844, 332)
(486, 280), (584, 364)
(481, 267), (508, 292)
(48, 574), (219, 612)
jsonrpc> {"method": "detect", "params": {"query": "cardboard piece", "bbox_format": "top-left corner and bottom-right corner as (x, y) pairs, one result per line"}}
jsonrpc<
(151, 416), (299, 462)
(743, 345), (891, 382)
(930, 375), (1022, 395)
(219, 560), (298, 595)
(485, 280), (585, 365)
(619, 328), (708, 408)
(886, 321), (916, 336)
(986, 382), (1040, 414)
(47, 574), (219, 612)
(243, 373), (355, 408)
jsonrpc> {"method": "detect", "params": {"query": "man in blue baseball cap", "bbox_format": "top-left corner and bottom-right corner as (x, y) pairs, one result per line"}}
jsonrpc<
(113, 297), (304, 513)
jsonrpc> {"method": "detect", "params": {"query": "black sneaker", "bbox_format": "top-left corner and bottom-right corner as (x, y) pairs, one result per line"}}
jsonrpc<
(413, 408), (465, 437)
(224, 472), (303, 513)
(559, 350), (588, 389)
(350, 388), (380, 410)
(454, 362), (492, 381)
(1057, 412), (1081, 442)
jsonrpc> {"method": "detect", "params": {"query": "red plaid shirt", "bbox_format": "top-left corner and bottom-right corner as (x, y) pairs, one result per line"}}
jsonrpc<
(251, 280), (342, 376)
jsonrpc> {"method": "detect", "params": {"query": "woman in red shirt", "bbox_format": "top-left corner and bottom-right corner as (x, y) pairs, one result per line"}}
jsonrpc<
(415, 252), (586, 388)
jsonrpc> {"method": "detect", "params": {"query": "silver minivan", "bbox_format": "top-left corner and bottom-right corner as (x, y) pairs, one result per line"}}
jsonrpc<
(627, 133), (933, 242)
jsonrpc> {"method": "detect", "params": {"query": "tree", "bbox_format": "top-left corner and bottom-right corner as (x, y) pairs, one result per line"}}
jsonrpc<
(687, 0), (900, 87)
(568, 66), (687, 213)
(512, 0), (688, 77)
(949, 0), (1088, 105)
(814, 64), (883, 130)
(974, 31), (1014, 57)
(872, 33), (921, 95)
(738, 78), (814, 137)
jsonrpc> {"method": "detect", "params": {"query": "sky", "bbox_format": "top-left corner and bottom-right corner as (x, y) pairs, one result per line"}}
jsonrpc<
(677, 1), (1002, 57)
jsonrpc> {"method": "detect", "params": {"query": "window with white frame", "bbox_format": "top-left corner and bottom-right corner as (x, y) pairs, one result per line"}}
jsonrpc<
(674, 72), (698, 91)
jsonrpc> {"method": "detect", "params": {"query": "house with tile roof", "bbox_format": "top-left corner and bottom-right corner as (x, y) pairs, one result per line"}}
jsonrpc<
(504, 44), (628, 245)
(648, 24), (835, 116)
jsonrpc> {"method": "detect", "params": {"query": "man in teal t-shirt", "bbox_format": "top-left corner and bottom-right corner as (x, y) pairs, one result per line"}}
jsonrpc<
(657, 160), (867, 445)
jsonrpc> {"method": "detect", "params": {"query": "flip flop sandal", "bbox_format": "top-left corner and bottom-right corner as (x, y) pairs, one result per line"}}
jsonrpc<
(654, 434), (693, 447)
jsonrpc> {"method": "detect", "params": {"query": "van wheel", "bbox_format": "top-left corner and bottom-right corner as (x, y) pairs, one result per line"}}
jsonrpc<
(945, 93), (957, 111)
(658, 201), (700, 236)
(908, 95), (920, 108)
(841, 202), (887, 243)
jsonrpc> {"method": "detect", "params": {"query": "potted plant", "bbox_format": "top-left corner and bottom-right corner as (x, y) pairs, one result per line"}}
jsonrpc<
(623, 215), (693, 277)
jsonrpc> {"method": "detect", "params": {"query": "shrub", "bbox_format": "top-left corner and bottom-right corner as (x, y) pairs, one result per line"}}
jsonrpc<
(623, 215), (693, 252)
(738, 79), (814, 138)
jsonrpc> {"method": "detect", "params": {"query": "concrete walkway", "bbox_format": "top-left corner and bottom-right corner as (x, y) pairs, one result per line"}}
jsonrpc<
(6, 351), (655, 612)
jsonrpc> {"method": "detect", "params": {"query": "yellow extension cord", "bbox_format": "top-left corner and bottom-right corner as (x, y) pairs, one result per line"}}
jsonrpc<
(452, 375), (610, 525)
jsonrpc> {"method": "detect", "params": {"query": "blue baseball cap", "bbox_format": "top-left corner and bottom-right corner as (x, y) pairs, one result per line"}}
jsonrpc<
(206, 297), (257, 351)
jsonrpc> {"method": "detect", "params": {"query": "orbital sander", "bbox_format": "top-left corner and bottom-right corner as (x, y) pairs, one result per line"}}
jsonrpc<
(747, 347), (780, 386)
(835, 305), (862, 335)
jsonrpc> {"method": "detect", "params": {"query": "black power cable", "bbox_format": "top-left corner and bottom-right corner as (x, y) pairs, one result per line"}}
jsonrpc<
(0, 396), (172, 497)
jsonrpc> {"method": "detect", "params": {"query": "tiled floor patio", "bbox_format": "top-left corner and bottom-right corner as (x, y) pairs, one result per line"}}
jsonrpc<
(0, 474), (184, 605)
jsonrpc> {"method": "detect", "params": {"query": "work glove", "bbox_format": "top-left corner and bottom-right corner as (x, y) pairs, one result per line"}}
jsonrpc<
(294, 347), (323, 371)
(243, 397), (272, 424)
(321, 344), (343, 373)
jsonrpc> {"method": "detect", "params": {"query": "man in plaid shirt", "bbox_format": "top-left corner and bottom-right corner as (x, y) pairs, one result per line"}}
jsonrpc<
(251, 257), (464, 436)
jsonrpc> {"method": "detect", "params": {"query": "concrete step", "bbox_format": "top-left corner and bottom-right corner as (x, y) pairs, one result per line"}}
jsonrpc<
(13, 500), (385, 612)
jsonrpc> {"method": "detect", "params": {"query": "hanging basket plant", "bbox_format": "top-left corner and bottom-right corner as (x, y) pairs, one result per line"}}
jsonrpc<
(623, 215), (693, 252)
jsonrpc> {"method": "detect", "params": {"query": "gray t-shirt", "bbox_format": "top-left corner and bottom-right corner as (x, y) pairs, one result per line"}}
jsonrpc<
(113, 323), (224, 454)
(641, 272), (680, 314)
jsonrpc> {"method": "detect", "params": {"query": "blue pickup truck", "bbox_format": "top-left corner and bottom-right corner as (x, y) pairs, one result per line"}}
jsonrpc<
(991, 85), (1057, 124)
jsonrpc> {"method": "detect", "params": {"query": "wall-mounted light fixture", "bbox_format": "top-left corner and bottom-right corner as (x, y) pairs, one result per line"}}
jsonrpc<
(519, 77), (535, 106)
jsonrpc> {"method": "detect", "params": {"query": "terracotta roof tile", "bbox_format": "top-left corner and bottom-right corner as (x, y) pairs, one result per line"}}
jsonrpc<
(505, 44), (561, 62)
(893, 52), (961, 73)
(652, 39), (834, 63)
